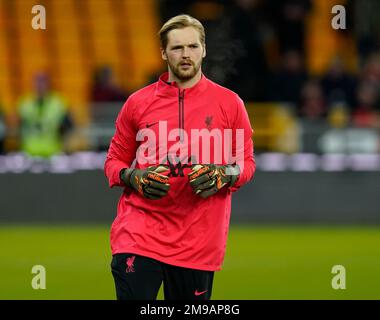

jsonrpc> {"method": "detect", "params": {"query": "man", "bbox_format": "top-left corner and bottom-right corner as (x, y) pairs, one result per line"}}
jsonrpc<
(105, 14), (255, 300)
(18, 72), (72, 157)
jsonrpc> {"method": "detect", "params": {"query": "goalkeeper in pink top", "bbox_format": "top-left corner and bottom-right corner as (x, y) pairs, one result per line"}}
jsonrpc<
(105, 14), (255, 300)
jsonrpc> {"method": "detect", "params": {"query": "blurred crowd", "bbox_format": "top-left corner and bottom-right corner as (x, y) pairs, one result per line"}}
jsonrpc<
(1, 0), (380, 157)
(0, 66), (129, 157)
(159, 0), (380, 126)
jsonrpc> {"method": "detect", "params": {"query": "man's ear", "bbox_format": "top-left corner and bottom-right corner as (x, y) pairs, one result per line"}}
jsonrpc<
(202, 44), (206, 58)
(161, 48), (167, 61)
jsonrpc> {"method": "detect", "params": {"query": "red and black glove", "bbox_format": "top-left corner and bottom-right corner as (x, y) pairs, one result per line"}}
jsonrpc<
(187, 164), (240, 199)
(120, 165), (170, 200)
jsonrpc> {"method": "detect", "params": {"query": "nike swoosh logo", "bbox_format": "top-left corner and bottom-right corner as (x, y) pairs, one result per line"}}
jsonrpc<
(146, 121), (159, 128)
(194, 289), (207, 296)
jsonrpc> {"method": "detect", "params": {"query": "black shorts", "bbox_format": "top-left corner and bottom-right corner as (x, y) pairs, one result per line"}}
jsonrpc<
(111, 253), (215, 300)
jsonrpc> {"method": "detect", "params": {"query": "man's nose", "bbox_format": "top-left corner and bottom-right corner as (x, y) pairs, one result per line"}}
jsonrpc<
(182, 46), (190, 58)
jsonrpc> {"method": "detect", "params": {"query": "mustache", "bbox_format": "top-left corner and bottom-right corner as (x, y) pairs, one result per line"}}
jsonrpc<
(178, 60), (194, 66)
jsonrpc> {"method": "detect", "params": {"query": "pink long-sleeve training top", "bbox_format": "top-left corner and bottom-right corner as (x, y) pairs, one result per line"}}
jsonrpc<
(105, 72), (255, 271)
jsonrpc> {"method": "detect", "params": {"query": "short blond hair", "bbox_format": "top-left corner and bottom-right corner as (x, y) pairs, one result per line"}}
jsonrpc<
(158, 14), (205, 50)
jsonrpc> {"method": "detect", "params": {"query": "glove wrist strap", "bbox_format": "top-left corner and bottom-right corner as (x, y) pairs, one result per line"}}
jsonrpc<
(225, 164), (240, 187)
(120, 168), (135, 189)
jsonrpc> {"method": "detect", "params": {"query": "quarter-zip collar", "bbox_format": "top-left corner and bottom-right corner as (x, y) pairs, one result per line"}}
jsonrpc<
(156, 72), (208, 98)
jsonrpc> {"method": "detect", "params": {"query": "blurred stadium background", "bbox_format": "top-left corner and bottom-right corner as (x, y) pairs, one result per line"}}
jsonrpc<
(0, 0), (380, 299)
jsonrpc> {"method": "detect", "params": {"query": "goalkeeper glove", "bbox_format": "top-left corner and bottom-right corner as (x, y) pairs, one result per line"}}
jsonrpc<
(120, 165), (170, 200)
(187, 164), (240, 199)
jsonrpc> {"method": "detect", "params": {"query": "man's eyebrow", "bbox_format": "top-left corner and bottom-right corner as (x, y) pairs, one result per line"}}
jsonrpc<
(170, 43), (199, 48)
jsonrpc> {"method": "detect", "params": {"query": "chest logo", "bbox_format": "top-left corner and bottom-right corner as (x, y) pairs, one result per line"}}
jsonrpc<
(205, 116), (213, 130)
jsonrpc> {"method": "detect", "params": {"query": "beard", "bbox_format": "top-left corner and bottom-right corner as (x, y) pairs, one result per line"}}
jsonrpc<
(168, 58), (202, 81)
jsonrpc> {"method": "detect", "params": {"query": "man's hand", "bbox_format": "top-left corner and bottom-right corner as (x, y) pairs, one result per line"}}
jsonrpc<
(120, 165), (170, 200)
(187, 164), (240, 199)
